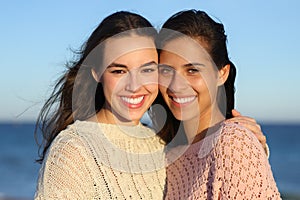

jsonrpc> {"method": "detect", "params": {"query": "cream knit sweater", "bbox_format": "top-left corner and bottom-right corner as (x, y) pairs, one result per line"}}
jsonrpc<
(34, 120), (166, 199)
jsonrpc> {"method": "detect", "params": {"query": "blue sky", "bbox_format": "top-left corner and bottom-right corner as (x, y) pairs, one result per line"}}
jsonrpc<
(1, 0), (299, 123)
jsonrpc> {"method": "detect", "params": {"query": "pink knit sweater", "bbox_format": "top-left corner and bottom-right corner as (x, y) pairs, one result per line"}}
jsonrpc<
(164, 121), (281, 199)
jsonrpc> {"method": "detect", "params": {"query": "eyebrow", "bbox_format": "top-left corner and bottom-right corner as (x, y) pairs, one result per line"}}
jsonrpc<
(140, 61), (158, 67)
(183, 62), (206, 67)
(158, 64), (173, 68)
(107, 63), (127, 69)
(107, 61), (157, 69)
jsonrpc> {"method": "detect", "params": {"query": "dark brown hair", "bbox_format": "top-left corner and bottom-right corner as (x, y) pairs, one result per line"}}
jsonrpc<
(35, 11), (157, 163)
(153, 9), (236, 144)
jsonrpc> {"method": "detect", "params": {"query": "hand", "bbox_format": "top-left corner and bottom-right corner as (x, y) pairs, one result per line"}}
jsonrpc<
(228, 109), (269, 157)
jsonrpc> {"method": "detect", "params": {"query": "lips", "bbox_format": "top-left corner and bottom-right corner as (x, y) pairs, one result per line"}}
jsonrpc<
(120, 95), (146, 108)
(169, 95), (196, 107)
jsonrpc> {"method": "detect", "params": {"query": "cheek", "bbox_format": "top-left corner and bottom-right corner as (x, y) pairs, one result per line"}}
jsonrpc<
(158, 85), (167, 96)
(145, 83), (159, 95)
(102, 76), (120, 97)
(142, 73), (158, 90)
(195, 80), (218, 105)
(193, 73), (218, 93)
(189, 78), (213, 104)
(188, 76), (207, 92)
(141, 72), (158, 86)
(158, 86), (169, 102)
(158, 74), (172, 87)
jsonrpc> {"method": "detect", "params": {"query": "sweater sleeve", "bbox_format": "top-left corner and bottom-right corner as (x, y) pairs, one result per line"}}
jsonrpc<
(216, 123), (281, 200)
(34, 131), (96, 199)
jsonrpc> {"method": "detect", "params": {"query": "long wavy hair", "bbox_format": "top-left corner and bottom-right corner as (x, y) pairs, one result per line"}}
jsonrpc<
(152, 9), (237, 144)
(35, 11), (158, 163)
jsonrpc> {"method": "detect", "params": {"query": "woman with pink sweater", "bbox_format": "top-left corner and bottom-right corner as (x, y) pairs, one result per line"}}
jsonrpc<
(154, 9), (281, 199)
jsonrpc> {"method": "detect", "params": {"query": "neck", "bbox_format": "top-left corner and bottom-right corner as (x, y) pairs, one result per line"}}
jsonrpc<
(183, 106), (225, 144)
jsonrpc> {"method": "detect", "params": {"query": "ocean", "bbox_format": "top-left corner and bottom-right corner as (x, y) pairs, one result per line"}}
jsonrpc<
(0, 123), (299, 199)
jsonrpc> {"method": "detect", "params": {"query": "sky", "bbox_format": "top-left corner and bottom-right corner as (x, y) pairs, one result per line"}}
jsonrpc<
(0, 0), (299, 123)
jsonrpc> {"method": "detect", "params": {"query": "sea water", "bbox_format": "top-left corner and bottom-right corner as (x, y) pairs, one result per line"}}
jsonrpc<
(0, 122), (299, 199)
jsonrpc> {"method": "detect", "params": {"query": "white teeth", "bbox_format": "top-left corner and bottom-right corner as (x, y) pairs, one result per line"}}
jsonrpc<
(121, 96), (144, 104)
(172, 96), (196, 104)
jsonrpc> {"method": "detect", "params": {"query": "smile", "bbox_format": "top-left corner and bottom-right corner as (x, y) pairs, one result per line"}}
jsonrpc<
(120, 95), (146, 109)
(170, 95), (196, 107)
(121, 96), (144, 104)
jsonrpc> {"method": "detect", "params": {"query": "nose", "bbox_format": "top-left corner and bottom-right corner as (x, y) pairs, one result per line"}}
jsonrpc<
(168, 72), (188, 92)
(125, 71), (142, 92)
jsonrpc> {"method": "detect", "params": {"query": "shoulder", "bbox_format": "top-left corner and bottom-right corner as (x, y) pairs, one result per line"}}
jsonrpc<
(51, 122), (85, 147)
(214, 122), (281, 198)
(219, 121), (260, 145)
(43, 122), (92, 166)
(216, 121), (265, 158)
(38, 122), (96, 184)
(35, 123), (97, 199)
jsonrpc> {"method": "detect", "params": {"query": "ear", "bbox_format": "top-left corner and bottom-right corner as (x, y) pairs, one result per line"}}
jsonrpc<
(217, 64), (230, 86)
(91, 68), (101, 82)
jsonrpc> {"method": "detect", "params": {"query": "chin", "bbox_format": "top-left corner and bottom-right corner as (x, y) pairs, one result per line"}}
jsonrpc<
(127, 111), (146, 122)
(171, 111), (187, 121)
(174, 110), (201, 122)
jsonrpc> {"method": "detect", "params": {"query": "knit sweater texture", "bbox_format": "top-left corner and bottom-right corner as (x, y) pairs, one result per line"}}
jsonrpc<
(164, 121), (281, 199)
(34, 120), (166, 199)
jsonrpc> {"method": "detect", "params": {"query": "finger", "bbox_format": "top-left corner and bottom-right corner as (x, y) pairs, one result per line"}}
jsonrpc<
(256, 134), (267, 147)
(238, 122), (266, 145)
(227, 118), (262, 136)
(241, 122), (261, 135)
(226, 117), (268, 154)
(242, 121), (262, 133)
(227, 116), (256, 124)
(241, 123), (267, 147)
(259, 135), (267, 144)
(231, 109), (241, 117)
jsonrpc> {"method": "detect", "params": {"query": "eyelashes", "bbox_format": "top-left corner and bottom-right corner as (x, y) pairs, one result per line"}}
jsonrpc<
(109, 65), (158, 75)
(158, 65), (201, 76)
(187, 68), (200, 74)
(111, 69), (126, 74)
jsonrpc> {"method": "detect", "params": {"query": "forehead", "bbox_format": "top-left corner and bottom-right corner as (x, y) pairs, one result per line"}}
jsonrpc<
(103, 35), (156, 66)
(160, 36), (212, 64)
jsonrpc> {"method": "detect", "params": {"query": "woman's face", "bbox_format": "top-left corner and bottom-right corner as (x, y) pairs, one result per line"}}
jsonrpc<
(159, 37), (221, 122)
(98, 36), (158, 124)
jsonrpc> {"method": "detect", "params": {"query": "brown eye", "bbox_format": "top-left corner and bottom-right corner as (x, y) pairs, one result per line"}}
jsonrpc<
(187, 68), (200, 74)
(141, 67), (156, 73)
(111, 69), (126, 74)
